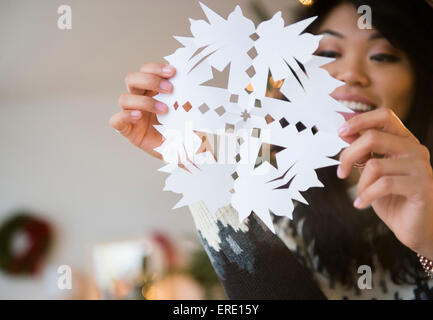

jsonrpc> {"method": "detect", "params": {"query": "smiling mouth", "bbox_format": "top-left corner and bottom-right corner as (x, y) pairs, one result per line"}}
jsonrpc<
(337, 100), (377, 122)
(338, 100), (377, 112)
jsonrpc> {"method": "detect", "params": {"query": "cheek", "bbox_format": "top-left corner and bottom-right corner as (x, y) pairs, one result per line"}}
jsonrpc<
(320, 63), (335, 79)
(371, 67), (414, 120)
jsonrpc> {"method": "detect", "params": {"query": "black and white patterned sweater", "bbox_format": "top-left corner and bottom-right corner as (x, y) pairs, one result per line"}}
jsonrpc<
(187, 186), (433, 300)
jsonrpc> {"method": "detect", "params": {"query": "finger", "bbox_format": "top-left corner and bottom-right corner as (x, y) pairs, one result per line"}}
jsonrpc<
(126, 64), (175, 95)
(124, 72), (173, 96)
(354, 153), (371, 167)
(354, 176), (419, 209)
(339, 108), (418, 142)
(339, 132), (360, 144)
(357, 157), (424, 195)
(118, 93), (169, 115)
(128, 86), (146, 95)
(109, 110), (143, 136)
(139, 63), (176, 78)
(338, 129), (419, 179)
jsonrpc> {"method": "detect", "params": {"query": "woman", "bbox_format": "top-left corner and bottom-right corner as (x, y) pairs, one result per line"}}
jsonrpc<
(110, 0), (433, 299)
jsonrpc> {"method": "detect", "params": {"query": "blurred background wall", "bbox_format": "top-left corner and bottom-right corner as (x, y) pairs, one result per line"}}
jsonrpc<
(0, 0), (299, 299)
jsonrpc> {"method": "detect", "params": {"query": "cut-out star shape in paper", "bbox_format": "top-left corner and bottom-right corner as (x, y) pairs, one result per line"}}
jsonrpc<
(153, 2), (352, 233)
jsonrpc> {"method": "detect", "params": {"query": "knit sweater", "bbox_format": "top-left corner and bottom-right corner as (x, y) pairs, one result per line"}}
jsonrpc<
(187, 187), (433, 300)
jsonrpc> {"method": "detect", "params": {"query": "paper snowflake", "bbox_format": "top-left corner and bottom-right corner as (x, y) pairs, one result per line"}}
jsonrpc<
(154, 3), (352, 233)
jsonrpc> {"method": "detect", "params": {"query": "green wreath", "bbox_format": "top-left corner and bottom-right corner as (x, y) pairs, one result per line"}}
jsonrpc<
(0, 211), (52, 275)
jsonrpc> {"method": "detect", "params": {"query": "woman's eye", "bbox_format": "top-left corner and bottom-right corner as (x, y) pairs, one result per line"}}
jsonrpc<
(315, 50), (341, 58)
(370, 53), (400, 63)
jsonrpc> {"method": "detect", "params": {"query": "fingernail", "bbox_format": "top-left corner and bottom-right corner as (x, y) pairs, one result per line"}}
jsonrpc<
(354, 197), (362, 208)
(155, 102), (168, 114)
(338, 124), (349, 135)
(162, 65), (174, 75)
(337, 165), (344, 178)
(160, 80), (173, 92)
(131, 110), (142, 119)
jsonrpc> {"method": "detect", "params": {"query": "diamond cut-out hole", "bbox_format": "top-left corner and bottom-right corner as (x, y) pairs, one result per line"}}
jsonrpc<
(279, 118), (289, 128)
(252, 128), (261, 138)
(265, 114), (275, 124)
(246, 66), (256, 78)
(225, 123), (235, 133)
(250, 33), (260, 41)
(245, 83), (254, 93)
(215, 106), (226, 116)
(174, 102), (179, 110)
(199, 103), (209, 114)
(254, 99), (262, 108)
(182, 102), (192, 112)
(312, 125), (318, 135)
(231, 172), (239, 180)
(238, 137), (245, 145)
(235, 154), (241, 162)
(230, 94), (239, 103)
(247, 47), (258, 59)
(296, 121), (307, 132)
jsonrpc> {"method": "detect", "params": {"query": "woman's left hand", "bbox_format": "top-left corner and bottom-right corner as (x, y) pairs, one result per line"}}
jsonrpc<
(337, 108), (433, 259)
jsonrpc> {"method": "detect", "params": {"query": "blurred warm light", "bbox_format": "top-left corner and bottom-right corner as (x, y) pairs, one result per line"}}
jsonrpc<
(144, 274), (204, 300)
(299, 0), (314, 5)
(92, 239), (152, 299)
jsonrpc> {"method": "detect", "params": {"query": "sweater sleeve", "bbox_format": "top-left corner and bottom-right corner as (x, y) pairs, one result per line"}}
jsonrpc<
(188, 201), (327, 299)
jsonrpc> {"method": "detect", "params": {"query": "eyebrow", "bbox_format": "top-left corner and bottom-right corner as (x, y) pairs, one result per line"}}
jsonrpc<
(320, 29), (344, 38)
(319, 29), (385, 41)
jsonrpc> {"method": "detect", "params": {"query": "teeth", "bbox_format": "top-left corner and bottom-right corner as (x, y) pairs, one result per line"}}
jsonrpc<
(339, 100), (375, 112)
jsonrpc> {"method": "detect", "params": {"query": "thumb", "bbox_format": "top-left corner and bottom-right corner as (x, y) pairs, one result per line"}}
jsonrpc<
(110, 110), (142, 135)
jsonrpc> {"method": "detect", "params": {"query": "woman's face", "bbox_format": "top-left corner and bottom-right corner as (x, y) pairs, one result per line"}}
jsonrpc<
(316, 3), (415, 121)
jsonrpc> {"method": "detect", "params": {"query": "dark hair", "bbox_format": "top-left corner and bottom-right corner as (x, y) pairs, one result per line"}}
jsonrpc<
(288, 0), (433, 289)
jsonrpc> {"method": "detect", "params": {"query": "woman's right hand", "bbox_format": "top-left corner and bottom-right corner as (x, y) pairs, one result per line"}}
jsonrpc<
(110, 63), (176, 160)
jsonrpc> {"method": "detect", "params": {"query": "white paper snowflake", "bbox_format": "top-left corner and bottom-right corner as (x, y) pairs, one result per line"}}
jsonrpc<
(154, 3), (352, 233)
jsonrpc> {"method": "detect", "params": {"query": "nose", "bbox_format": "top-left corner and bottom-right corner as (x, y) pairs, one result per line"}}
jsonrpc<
(329, 54), (370, 87)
